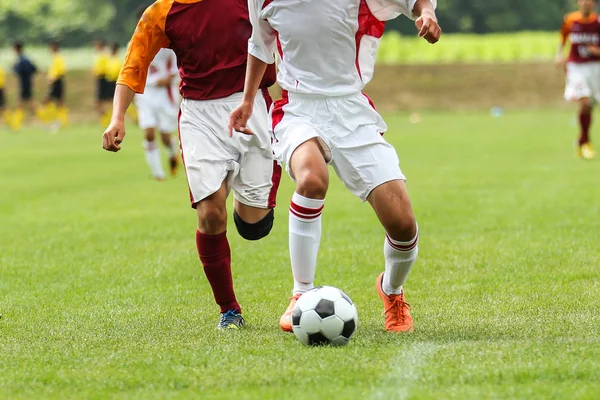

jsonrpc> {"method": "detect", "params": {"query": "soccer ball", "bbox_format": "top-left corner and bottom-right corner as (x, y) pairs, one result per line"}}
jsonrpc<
(292, 286), (358, 346)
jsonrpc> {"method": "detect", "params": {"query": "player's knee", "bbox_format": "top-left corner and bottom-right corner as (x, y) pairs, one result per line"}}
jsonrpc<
(197, 202), (227, 234)
(295, 171), (328, 199)
(234, 209), (274, 241)
(387, 215), (417, 242)
(145, 129), (156, 142)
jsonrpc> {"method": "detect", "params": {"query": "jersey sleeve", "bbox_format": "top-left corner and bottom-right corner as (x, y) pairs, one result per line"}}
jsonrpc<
(117, 0), (172, 94)
(247, 0), (277, 64)
(367, 0), (437, 21)
(560, 15), (572, 44)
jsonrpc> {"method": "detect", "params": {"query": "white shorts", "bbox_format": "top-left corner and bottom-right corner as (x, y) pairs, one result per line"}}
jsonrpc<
(135, 87), (179, 133)
(564, 62), (600, 103)
(179, 91), (281, 209)
(272, 92), (405, 201)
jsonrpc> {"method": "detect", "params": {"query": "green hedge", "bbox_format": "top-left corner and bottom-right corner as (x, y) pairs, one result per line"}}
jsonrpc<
(377, 31), (558, 64)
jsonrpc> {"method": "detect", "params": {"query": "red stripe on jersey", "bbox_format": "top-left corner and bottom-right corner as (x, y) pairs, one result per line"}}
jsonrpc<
(290, 208), (322, 220)
(263, 0), (275, 10)
(386, 234), (419, 251)
(355, 0), (385, 79)
(269, 161), (282, 209)
(290, 201), (324, 217)
(271, 89), (289, 134)
(260, 87), (282, 209)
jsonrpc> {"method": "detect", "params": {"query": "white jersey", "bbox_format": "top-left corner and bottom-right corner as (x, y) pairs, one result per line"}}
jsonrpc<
(145, 48), (178, 87)
(248, 0), (436, 96)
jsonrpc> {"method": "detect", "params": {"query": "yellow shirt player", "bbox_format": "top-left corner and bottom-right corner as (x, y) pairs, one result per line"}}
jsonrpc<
(104, 41), (137, 124)
(41, 41), (69, 128)
(93, 39), (110, 118)
(0, 65), (9, 126)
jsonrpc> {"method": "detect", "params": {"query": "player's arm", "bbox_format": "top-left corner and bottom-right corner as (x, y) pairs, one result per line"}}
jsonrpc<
(103, 1), (171, 152)
(366, 0), (440, 43)
(229, 0), (277, 136)
(412, 0), (440, 44)
(557, 16), (570, 65)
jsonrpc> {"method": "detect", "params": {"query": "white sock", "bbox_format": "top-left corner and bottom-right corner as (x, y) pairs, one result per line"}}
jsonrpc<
(289, 192), (325, 295)
(383, 228), (419, 295)
(143, 140), (166, 179)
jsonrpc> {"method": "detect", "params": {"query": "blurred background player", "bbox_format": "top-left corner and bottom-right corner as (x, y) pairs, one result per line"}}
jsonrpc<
(102, 0), (280, 330)
(39, 40), (69, 131)
(134, 47), (180, 180)
(0, 63), (8, 128)
(231, 0), (440, 333)
(557, 0), (599, 160)
(105, 41), (138, 125)
(12, 41), (38, 131)
(93, 39), (111, 124)
(103, 42), (122, 126)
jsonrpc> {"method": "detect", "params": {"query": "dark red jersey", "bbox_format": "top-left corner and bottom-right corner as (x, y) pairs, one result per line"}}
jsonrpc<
(561, 11), (600, 63)
(118, 0), (276, 100)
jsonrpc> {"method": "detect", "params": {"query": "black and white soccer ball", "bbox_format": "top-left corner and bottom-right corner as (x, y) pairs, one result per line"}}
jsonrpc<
(292, 286), (358, 346)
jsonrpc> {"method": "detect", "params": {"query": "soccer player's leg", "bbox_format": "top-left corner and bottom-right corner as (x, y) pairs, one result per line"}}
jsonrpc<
(331, 95), (416, 333)
(55, 79), (69, 127)
(143, 128), (167, 180)
(577, 98), (595, 159)
(565, 63), (595, 159)
(195, 181), (245, 330)
(275, 125), (331, 331)
(180, 98), (244, 330)
(137, 99), (166, 180)
(0, 89), (9, 128)
(158, 107), (180, 177)
(369, 181), (417, 333)
(11, 98), (26, 132)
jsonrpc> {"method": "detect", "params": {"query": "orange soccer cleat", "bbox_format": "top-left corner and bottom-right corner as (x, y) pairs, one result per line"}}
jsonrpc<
(279, 293), (302, 332)
(376, 273), (413, 333)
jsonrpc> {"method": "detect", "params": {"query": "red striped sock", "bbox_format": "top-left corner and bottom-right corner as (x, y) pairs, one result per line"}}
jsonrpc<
(383, 229), (419, 295)
(289, 193), (325, 295)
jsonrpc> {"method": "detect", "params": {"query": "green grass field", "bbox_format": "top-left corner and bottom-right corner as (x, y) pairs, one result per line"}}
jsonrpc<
(1, 110), (599, 399)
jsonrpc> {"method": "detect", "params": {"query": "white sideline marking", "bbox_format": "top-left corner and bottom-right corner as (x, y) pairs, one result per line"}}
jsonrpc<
(371, 343), (439, 400)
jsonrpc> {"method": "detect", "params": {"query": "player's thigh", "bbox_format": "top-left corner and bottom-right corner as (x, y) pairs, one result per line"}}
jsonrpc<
(233, 99), (281, 210)
(179, 100), (237, 208)
(565, 64), (593, 102)
(272, 101), (332, 180)
(157, 105), (179, 134)
(136, 100), (158, 131)
(331, 124), (405, 202)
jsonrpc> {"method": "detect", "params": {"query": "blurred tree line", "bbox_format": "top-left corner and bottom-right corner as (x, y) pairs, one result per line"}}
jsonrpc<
(0, 0), (580, 47)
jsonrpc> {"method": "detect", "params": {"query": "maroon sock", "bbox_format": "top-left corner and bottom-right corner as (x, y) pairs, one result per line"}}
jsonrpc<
(195, 230), (241, 314)
(579, 111), (592, 145)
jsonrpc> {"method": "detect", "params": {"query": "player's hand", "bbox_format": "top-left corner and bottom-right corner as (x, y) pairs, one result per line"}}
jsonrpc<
(415, 12), (441, 44)
(555, 54), (566, 67)
(228, 102), (254, 137)
(102, 118), (126, 152)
